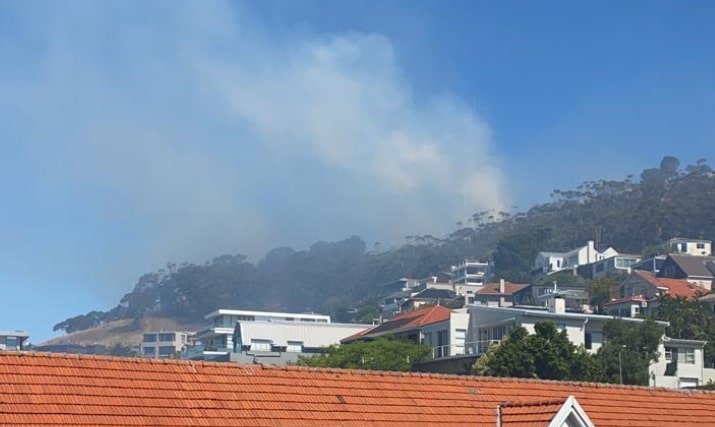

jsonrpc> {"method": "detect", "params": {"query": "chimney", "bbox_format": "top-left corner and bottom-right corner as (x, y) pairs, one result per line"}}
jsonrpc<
(550, 295), (566, 314)
(498, 279), (506, 307)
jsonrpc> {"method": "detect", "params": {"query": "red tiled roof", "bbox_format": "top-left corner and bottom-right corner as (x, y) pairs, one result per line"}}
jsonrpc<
(634, 270), (705, 299)
(342, 305), (452, 343)
(3, 352), (715, 426)
(476, 282), (530, 296)
(500, 398), (567, 426)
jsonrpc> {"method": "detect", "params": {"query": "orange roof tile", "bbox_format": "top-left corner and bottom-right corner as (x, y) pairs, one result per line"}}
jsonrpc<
(635, 270), (706, 299)
(500, 398), (566, 426)
(2, 352), (715, 426)
(342, 305), (453, 343)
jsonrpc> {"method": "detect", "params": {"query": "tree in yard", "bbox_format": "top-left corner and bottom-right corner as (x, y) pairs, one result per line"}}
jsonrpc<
(653, 295), (715, 367)
(295, 338), (431, 372)
(472, 322), (603, 382)
(596, 318), (662, 385)
(585, 275), (624, 314)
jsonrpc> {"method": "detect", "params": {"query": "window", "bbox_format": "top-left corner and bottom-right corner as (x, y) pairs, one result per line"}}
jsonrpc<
(299, 318), (316, 322)
(585, 333), (592, 350)
(142, 346), (156, 356)
(665, 347), (673, 362)
(697, 243), (705, 249)
(678, 348), (695, 364)
(251, 339), (272, 351)
(158, 346), (176, 356)
(286, 341), (303, 352)
(143, 334), (157, 342)
(158, 333), (175, 342)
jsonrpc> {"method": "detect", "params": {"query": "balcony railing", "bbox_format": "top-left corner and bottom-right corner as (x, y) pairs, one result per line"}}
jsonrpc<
(431, 340), (501, 359)
(182, 345), (231, 359)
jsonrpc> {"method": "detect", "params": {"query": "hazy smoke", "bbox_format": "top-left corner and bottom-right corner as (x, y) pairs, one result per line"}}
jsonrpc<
(0, 1), (509, 298)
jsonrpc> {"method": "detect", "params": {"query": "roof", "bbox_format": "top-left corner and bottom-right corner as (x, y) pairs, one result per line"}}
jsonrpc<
(204, 309), (331, 322)
(469, 304), (670, 327)
(342, 305), (453, 343)
(665, 254), (715, 279)
(634, 270), (706, 299)
(3, 352), (715, 426)
(0, 330), (29, 338)
(476, 282), (530, 296)
(410, 288), (457, 300)
(603, 295), (649, 306)
(500, 396), (594, 427)
(237, 321), (371, 348)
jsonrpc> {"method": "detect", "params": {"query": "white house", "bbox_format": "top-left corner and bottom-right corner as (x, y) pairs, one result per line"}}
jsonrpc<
(184, 309), (331, 360)
(535, 241), (619, 274)
(226, 320), (371, 364)
(465, 298), (713, 388)
(665, 237), (712, 257)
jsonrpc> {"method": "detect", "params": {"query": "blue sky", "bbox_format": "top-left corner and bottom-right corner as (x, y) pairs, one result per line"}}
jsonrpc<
(1, 0), (714, 342)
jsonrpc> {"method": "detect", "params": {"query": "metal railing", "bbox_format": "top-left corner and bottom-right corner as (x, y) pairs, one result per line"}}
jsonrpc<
(431, 340), (501, 359)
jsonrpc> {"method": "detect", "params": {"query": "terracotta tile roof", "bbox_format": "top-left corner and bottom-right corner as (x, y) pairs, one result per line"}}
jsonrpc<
(634, 270), (706, 299)
(342, 304), (453, 343)
(476, 282), (530, 296)
(3, 352), (715, 426)
(500, 398), (567, 426)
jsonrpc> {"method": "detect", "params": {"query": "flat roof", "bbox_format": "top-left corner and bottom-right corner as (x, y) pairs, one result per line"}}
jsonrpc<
(204, 309), (331, 321)
(468, 305), (669, 326)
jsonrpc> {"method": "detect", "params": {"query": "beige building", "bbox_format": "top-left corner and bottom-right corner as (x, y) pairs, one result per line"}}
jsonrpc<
(141, 331), (192, 358)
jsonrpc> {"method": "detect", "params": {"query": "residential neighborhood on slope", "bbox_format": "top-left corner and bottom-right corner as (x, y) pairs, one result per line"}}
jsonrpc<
(7, 236), (715, 392)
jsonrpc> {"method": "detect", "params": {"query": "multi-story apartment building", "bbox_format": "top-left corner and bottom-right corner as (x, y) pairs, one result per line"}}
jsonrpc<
(449, 259), (491, 288)
(184, 309), (333, 361)
(141, 331), (193, 358)
(535, 241), (618, 275)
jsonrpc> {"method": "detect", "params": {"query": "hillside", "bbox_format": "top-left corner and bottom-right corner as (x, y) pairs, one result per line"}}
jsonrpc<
(40, 317), (200, 348)
(51, 156), (715, 344)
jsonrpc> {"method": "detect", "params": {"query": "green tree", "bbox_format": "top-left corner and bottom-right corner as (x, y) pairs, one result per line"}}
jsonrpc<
(585, 276), (623, 314)
(296, 338), (431, 372)
(653, 295), (715, 366)
(473, 322), (603, 382)
(596, 318), (662, 385)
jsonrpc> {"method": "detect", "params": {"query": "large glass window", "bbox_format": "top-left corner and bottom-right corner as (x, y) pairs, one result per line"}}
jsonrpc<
(251, 339), (272, 351)
(5, 337), (18, 349)
(142, 346), (156, 356)
(286, 341), (303, 352)
(143, 334), (157, 342)
(158, 346), (176, 356)
(158, 333), (175, 342)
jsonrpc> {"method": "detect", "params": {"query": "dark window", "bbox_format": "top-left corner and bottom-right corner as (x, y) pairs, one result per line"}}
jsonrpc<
(585, 333), (592, 350)
(158, 346), (176, 356)
(158, 333), (175, 342)
(143, 334), (157, 342)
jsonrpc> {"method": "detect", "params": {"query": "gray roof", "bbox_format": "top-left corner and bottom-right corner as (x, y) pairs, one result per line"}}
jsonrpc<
(669, 255), (715, 278)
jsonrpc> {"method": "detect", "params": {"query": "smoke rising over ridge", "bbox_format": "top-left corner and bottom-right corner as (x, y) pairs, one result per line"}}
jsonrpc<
(0, 1), (508, 300)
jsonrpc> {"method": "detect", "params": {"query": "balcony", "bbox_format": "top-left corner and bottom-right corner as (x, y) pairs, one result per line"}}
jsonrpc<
(430, 340), (501, 360)
(182, 345), (232, 360)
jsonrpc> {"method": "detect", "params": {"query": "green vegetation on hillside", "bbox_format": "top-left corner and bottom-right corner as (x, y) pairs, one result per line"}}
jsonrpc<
(54, 156), (715, 334)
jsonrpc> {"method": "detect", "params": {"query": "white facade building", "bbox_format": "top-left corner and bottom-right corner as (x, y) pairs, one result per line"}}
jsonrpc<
(449, 260), (491, 287)
(465, 300), (715, 388)
(666, 238), (712, 257)
(535, 241), (619, 275)
(0, 330), (29, 350)
(184, 309), (335, 361)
